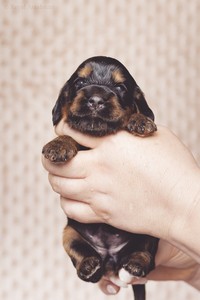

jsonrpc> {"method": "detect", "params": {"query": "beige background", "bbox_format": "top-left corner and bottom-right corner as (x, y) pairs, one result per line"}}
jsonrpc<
(1, 0), (200, 299)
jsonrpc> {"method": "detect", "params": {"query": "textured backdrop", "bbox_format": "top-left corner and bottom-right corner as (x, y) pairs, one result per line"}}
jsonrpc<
(1, 0), (200, 300)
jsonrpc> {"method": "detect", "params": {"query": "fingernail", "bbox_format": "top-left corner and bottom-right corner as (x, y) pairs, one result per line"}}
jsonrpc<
(107, 285), (117, 295)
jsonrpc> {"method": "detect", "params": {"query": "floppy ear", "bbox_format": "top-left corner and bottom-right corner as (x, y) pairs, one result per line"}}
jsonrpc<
(52, 82), (69, 126)
(133, 86), (155, 121)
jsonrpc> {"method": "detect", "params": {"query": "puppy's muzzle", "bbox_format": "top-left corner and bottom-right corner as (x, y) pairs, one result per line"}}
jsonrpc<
(88, 95), (105, 111)
(80, 85), (115, 111)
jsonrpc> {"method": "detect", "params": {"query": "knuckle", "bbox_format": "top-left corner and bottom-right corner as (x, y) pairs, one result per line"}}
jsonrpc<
(48, 174), (60, 193)
(60, 199), (76, 220)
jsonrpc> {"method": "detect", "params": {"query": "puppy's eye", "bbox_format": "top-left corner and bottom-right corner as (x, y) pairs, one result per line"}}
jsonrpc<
(115, 84), (127, 93)
(74, 78), (86, 89)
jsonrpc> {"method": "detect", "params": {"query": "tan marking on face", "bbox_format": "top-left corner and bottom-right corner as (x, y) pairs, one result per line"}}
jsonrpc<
(109, 95), (125, 119)
(61, 101), (68, 122)
(134, 87), (144, 100)
(78, 64), (92, 78)
(112, 70), (125, 83)
(69, 90), (84, 114)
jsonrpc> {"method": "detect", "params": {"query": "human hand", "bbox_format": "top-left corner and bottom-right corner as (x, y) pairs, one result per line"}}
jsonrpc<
(98, 240), (200, 295)
(42, 121), (200, 290)
(42, 122), (199, 239)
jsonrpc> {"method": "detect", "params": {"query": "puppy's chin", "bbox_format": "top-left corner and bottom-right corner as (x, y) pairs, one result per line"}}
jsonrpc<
(67, 116), (122, 137)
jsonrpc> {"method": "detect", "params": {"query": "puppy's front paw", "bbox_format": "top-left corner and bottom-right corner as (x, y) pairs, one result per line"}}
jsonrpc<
(78, 256), (103, 283)
(42, 136), (78, 163)
(127, 114), (157, 136)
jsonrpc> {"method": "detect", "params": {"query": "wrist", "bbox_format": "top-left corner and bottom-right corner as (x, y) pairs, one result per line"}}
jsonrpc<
(168, 168), (200, 262)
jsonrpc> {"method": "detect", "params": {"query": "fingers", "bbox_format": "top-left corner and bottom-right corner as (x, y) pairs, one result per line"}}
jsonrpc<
(147, 265), (194, 281)
(155, 240), (196, 269)
(60, 197), (101, 223)
(42, 150), (89, 179)
(55, 120), (105, 149)
(98, 272), (148, 296)
(99, 264), (197, 296)
(98, 278), (120, 295)
(154, 240), (175, 266)
(48, 174), (89, 200)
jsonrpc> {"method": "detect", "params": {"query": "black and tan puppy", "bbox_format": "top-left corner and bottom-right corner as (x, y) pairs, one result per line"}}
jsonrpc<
(42, 56), (159, 300)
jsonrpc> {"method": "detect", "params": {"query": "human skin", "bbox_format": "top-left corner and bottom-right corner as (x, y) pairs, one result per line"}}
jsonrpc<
(98, 239), (200, 294)
(42, 122), (200, 292)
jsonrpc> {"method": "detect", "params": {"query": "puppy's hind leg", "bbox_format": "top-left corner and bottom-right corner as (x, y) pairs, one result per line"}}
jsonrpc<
(63, 226), (103, 283)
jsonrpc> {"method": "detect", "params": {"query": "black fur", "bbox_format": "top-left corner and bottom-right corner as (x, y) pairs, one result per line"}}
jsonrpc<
(43, 56), (159, 300)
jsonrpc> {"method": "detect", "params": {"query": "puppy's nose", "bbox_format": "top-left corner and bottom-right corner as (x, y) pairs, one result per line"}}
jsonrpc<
(88, 96), (105, 109)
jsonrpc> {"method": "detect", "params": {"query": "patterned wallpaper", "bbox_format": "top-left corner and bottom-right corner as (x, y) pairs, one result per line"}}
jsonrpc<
(1, 1), (200, 299)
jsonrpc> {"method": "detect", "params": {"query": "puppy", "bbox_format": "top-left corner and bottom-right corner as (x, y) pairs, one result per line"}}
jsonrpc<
(42, 56), (159, 300)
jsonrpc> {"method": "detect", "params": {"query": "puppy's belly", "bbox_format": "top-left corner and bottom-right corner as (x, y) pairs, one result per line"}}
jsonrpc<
(86, 230), (130, 260)
(68, 219), (132, 260)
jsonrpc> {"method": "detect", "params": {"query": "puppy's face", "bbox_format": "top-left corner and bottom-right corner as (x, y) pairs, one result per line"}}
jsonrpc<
(53, 56), (154, 136)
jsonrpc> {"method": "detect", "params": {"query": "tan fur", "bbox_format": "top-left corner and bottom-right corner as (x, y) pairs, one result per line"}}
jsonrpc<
(112, 69), (125, 83)
(78, 64), (92, 78)
(63, 226), (84, 267)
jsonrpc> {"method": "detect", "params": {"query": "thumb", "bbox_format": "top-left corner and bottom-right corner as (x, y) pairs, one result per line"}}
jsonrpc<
(55, 119), (106, 149)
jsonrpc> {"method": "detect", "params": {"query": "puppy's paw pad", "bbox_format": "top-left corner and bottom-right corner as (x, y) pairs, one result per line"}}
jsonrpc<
(42, 136), (77, 163)
(42, 144), (74, 162)
(122, 262), (146, 277)
(127, 114), (157, 136)
(78, 256), (102, 282)
(121, 251), (153, 278)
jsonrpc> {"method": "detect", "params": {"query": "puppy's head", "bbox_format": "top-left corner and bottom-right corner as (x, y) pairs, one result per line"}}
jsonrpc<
(53, 56), (154, 136)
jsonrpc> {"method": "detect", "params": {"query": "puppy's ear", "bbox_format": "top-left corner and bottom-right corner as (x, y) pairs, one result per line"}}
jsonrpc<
(52, 82), (69, 126)
(133, 86), (155, 121)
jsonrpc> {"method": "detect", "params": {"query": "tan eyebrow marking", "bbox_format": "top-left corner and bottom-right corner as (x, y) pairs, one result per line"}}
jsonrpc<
(78, 64), (92, 78)
(112, 69), (125, 83)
